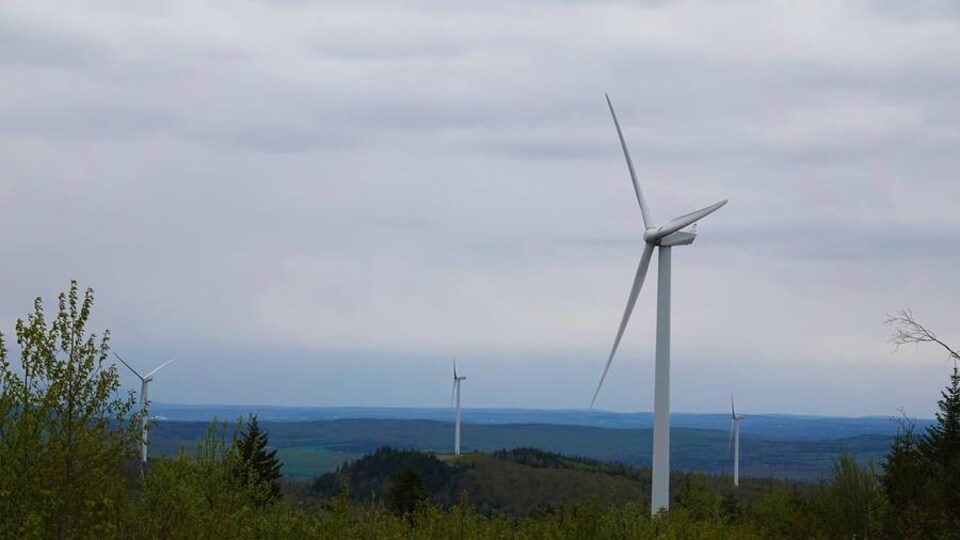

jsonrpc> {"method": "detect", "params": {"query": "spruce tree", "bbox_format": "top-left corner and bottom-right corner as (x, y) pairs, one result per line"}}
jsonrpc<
(919, 364), (960, 464)
(388, 469), (427, 516)
(235, 414), (282, 503)
(919, 363), (960, 530)
(881, 420), (932, 537)
(883, 310), (960, 534)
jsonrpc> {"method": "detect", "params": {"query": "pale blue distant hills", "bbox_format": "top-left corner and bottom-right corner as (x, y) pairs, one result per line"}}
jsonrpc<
(151, 404), (931, 441)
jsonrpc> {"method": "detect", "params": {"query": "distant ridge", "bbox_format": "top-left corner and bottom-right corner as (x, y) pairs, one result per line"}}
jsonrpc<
(150, 417), (894, 481)
(151, 403), (932, 441)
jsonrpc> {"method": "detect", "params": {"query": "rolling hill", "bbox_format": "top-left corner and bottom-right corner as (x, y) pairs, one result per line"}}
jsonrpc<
(149, 417), (893, 481)
(310, 446), (804, 516)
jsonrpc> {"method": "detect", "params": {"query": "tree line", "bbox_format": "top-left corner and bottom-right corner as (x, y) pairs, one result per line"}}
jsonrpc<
(0, 281), (958, 538)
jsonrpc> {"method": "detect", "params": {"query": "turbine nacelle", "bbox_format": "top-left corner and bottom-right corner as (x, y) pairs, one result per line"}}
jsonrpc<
(453, 358), (466, 381)
(642, 199), (729, 245)
(655, 228), (696, 247)
(731, 395), (745, 421)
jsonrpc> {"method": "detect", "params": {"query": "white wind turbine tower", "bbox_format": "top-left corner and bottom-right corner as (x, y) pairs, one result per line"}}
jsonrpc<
(590, 93), (728, 514)
(451, 359), (467, 457)
(729, 395), (745, 487)
(113, 351), (176, 464)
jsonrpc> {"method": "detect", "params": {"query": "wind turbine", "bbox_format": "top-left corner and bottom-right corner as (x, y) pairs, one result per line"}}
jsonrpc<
(590, 93), (728, 514)
(451, 359), (467, 457)
(113, 351), (176, 464)
(729, 395), (745, 487)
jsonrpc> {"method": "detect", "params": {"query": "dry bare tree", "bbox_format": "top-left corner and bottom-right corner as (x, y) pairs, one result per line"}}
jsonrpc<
(885, 309), (959, 363)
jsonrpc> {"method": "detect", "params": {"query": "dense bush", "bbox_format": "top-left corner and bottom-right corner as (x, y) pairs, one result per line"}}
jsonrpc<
(0, 282), (140, 538)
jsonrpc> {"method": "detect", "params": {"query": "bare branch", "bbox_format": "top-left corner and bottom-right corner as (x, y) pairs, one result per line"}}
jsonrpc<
(885, 308), (959, 361)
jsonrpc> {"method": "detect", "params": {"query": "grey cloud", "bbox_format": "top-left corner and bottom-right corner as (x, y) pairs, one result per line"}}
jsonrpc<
(0, 19), (106, 68)
(1, 0), (959, 416)
(710, 225), (960, 261)
(558, 221), (960, 262)
(869, 0), (960, 21)
(0, 99), (174, 140)
(479, 135), (610, 160)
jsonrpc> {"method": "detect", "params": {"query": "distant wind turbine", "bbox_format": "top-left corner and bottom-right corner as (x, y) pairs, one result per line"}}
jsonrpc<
(589, 93), (729, 514)
(113, 351), (176, 463)
(451, 359), (466, 457)
(729, 395), (745, 487)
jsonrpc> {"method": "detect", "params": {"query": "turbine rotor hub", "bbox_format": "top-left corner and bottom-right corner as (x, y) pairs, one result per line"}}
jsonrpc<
(644, 228), (698, 247)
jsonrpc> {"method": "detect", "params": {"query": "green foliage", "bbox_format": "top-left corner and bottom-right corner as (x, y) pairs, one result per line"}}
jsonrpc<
(744, 488), (807, 539)
(313, 446), (460, 506)
(673, 473), (723, 522)
(812, 453), (883, 538)
(881, 420), (930, 537)
(493, 447), (650, 482)
(235, 414), (282, 504)
(314, 446), (655, 516)
(458, 451), (650, 515)
(882, 366), (960, 537)
(130, 421), (298, 537)
(388, 469), (428, 515)
(919, 364), (960, 528)
(0, 281), (140, 538)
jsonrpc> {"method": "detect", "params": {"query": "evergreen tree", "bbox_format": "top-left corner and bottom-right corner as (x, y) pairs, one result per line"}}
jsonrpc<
(883, 310), (960, 535)
(920, 364), (960, 463)
(919, 364), (960, 531)
(235, 414), (282, 503)
(881, 420), (934, 537)
(388, 469), (428, 516)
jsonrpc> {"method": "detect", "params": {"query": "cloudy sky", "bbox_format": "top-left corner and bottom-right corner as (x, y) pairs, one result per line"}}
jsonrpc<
(2, 0), (959, 416)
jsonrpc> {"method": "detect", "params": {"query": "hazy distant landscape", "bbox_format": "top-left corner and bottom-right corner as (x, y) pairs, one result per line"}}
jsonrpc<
(151, 403), (930, 439)
(149, 404), (925, 480)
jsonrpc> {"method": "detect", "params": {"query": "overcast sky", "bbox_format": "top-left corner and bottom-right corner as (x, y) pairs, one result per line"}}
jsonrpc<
(2, 0), (959, 417)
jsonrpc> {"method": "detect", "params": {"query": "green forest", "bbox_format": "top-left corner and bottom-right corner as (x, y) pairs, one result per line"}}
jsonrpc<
(2, 283), (958, 538)
(148, 416), (894, 482)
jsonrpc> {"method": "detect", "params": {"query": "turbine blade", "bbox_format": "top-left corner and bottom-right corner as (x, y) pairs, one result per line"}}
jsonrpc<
(112, 351), (145, 381)
(145, 358), (176, 379)
(589, 243), (655, 408)
(606, 93), (653, 229)
(731, 394), (736, 418)
(450, 381), (456, 407)
(453, 358), (458, 379)
(648, 199), (728, 241)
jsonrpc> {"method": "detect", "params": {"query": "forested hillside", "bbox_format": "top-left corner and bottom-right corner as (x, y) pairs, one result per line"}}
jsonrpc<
(310, 447), (805, 516)
(150, 417), (891, 480)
